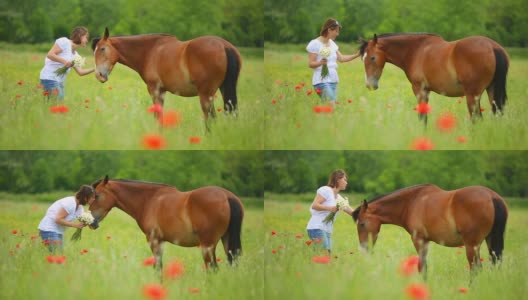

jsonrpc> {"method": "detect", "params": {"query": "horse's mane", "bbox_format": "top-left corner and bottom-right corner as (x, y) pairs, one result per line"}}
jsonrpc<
(359, 33), (440, 55)
(351, 183), (435, 221)
(91, 178), (171, 188)
(91, 33), (174, 51)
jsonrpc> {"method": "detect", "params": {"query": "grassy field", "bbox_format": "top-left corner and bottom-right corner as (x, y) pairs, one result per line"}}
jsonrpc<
(265, 198), (528, 299)
(0, 46), (264, 150)
(0, 198), (264, 299)
(264, 43), (528, 149)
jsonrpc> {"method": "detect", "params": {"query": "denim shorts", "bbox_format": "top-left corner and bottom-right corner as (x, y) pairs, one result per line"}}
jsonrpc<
(307, 229), (332, 252)
(39, 230), (64, 252)
(40, 79), (65, 100)
(314, 82), (337, 102)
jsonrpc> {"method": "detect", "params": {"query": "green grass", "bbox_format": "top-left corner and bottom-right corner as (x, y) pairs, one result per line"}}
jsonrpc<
(264, 198), (528, 299)
(0, 199), (264, 299)
(264, 44), (528, 149)
(0, 46), (264, 149)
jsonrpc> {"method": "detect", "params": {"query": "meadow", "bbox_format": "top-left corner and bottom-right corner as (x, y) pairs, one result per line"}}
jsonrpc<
(0, 198), (264, 300)
(0, 45), (264, 150)
(265, 197), (528, 300)
(264, 44), (528, 149)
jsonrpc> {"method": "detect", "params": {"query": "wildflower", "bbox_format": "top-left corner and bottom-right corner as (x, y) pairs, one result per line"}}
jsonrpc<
(50, 105), (69, 113)
(305, 240), (312, 246)
(315, 88), (322, 95)
(189, 136), (201, 144)
(143, 256), (157, 266)
(415, 103), (431, 114)
(347, 99), (353, 103)
(143, 284), (167, 300)
(295, 234), (303, 238)
(188, 288), (200, 294)
(272, 99), (277, 104)
(458, 287), (468, 294)
(400, 255), (420, 276)
(405, 283), (430, 300)
(313, 105), (333, 113)
(311, 256), (331, 264)
(411, 137), (434, 150)
(147, 104), (163, 114)
(159, 110), (181, 127)
(436, 113), (457, 132)
(17, 80), (23, 85)
(142, 134), (166, 150)
(271, 231), (277, 235)
(12, 230), (18, 234)
(307, 90), (313, 96)
(164, 261), (185, 280)
(457, 136), (467, 143)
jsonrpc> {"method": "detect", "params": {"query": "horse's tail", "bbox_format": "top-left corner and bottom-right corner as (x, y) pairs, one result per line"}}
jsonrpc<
(487, 197), (508, 264)
(491, 48), (509, 112)
(221, 47), (241, 113)
(225, 196), (244, 264)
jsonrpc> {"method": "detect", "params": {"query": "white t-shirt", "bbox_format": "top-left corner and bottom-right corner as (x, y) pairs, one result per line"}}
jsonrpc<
(306, 38), (340, 85)
(306, 186), (339, 233)
(39, 37), (77, 82)
(38, 196), (83, 234)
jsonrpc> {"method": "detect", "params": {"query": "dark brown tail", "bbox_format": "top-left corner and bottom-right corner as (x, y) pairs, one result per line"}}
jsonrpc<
(220, 47), (241, 113)
(488, 197), (508, 264)
(226, 197), (243, 264)
(491, 48), (509, 113)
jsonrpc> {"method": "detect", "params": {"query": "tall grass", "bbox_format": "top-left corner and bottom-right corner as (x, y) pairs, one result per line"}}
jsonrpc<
(0, 199), (264, 299)
(0, 47), (264, 149)
(265, 199), (528, 299)
(264, 44), (528, 149)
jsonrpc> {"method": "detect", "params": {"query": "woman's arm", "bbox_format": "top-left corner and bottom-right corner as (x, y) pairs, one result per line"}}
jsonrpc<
(337, 51), (361, 63)
(311, 193), (338, 212)
(46, 43), (73, 67)
(308, 53), (326, 69)
(55, 208), (84, 228)
(73, 66), (95, 76)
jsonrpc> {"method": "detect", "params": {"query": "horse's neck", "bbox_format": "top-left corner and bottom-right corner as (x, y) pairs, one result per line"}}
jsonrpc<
(112, 36), (166, 71)
(381, 35), (440, 68)
(371, 187), (423, 225)
(112, 186), (150, 219)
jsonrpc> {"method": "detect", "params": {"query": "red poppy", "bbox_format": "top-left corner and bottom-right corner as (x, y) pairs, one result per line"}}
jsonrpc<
(142, 134), (166, 150)
(399, 255), (420, 276)
(275, 80), (281, 85)
(17, 80), (23, 85)
(50, 105), (69, 113)
(159, 110), (181, 127)
(188, 287), (200, 294)
(405, 283), (430, 300)
(272, 99), (277, 104)
(311, 256), (331, 264)
(54, 256), (66, 264)
(43, 91), (50, 96)
(12, 230), (18, 234)
(295, 85), (302, 91)
(295, 234), (303, 238)
(347, 99), (353, 103)
(143, 256), (157, 266)
(272, 249), (277, 254)
(143, 284), (167, 300)
(52, 89), (59, 95)
(164, 260), (185, 279)
(84, 99), (90, 103)
(313, 238), (322, 244)
(46, 256), (54, 263)
(30, 235), (37, 240)
(436, 113), (457, 132)
(313, 106), (333, 113)
(277, 245), (284, 249)
(458, 287), (468, 294)
(82, 249), (88, 253)
(15, 94), (21, 99)
(306, 90), (313, 96)
(106, 235), (112, 240)
(305, 240), (312, 246)
(107, 86), (113, 90)
(480, 108), (485, 112)
(300, 82), (306, 87)
(411, 137), (434, 150)
(315, 88), (322, 95)
(414, 103), (431, 114)
(189, 136), (201, 144)
(271, 231), (277, 235)
(147, 104), (163, 114)
(457, 136), (467, 143)
(217, 108), (222, 112)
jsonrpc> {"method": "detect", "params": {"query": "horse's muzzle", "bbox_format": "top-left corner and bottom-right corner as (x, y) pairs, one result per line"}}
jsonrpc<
(96, 72), (108, 83)
(89, 218), (100, 229)
(366, 83), (379, 90)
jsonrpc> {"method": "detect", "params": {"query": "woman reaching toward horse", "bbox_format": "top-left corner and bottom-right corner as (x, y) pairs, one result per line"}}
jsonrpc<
(306, 169), (354, 255)
(39, 26), (95, 100)
(307, 18), (361, 109)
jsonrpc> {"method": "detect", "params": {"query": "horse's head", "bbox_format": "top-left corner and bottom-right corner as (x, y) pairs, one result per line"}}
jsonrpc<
(92, 28), (118, 83)
(89, 175), (116, 229)
(359, 34), (386, 90)
(352, 199), (381, 251)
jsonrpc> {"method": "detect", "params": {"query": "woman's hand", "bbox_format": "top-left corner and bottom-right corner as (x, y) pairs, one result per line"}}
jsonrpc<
(320, 58), (327, 66)
(73, 223), (86, 229)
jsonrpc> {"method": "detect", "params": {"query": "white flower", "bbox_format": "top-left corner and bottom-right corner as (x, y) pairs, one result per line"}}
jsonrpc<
(78, 211), (94, 225)
(336, 195), (350, 210)
(319, 47), (331, 58)
(73, 54), (85, 68)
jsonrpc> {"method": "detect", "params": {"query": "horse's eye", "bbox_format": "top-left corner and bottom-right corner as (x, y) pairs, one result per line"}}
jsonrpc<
(100, 47), (106, 52)
(370, 56), (375, 61)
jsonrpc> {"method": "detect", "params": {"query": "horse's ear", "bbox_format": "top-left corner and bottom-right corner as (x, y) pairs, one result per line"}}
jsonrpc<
(103, 175), (109, 184)
(361, 199), (368, 210)
(373, 34), (378, 44)
(103, 27), (109, 40)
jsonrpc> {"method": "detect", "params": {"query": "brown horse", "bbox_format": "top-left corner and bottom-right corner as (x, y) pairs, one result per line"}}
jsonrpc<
(89, 175), (244, 271)
(359, 33), (509, 123)
(91, 28), (242, 131)
(352, 184), (508, 278)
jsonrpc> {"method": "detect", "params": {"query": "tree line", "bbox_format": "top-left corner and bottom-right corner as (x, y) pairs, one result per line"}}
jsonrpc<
(0, 151), (264, 197)
(265, 0), (528, 47)
(0, 0), (263, 47)
(264, 151), (528, 198)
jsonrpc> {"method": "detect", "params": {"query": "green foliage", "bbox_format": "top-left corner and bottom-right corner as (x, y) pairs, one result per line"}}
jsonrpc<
(265, 0), (528, 47)
(265, 151), (528, 197)
(0, 0), (263, 47)
(0, 151), (265, 197)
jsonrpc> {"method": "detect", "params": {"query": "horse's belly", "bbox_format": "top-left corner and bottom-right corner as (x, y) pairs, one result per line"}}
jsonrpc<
(167, 232), (200, 247)
(428, 78), (465, 97)
(166, 83), (198, 97)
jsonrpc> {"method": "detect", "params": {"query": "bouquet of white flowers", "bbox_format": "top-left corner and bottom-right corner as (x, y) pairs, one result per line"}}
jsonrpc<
(55, 53), (86, 76)
(319, 47), (331, 80)
(71, 211), (94, 241)
(323, 195), (350, 224)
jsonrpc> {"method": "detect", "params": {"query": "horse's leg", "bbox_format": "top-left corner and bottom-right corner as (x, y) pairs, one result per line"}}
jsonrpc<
(464, 241), (483, 284)
(198, 91), (216, 132)
(412, 83), (430, 126)
(486, 86), (499, 115)
(147, 82), (166, 119)
(411, 237), (429, 280)
(147, 235), (164, 279)
(464, 91), (483, 121)
(200, 242), (219, 270)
